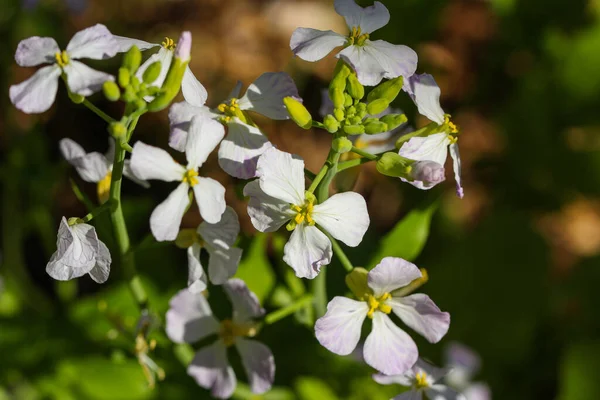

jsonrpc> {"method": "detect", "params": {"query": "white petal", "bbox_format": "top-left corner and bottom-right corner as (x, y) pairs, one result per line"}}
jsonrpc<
(182, 66), (208, 107)
(312, 192), (369, 247)
(256, 147), (305, 205)
(414, 359), (449, 384)
(207, 246), (242, 285)
(338, 40), (418, 86)
(334, 0), (390, 34)
(463, 383), (491, 400)
(223, 278), (265, 323)
(9, 65), (60, 113)
(193, 177), (226, 224)
(166, 288), (219, 343)
(64, 60), (114, 96)
(15, 36), (59, 67)
(198, 206), (240, 247)
(70, 152), (110, 182)
(112, 36), (159, 53)
(46, 218), (98, 281)
(388, 293), (450, 343)
(398, 133), (450, 166)
(150, 182), (190, 241)
(315, 296), (368, 355)
(88, 240), (111, 283)
(426, 385), (466, 400)
(59, 138), (86, 161)
(283, 224), (332, 279)
(238, 72), (300, 120)
(372, 372), (413, 387)
(449, 143), (464, 199)
(290, 28), (346, 62)
(218, 119), (272, 179)
(404, 74), (445, 125)
(168, 102), (215, 152)
(122, 160), (151, 188)
(235, 339), (275, 394)
(66, 24), (117, 60)
(188, 342), (237, 399)
(243, 180), (294, 232)
(368, 257), (422, 297)
(136, 47), (172, 90)
(187, 244), (208, 293)
(363, 312), (418, 375)
(444, 342), (481, 378)
(185, 116), (225, 170)
(130, 141), (186, 182)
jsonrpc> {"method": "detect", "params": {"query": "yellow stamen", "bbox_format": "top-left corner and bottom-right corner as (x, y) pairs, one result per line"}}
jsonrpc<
(219, 319), (258, 347)
(161, 37), (176, 50)
(288, 198), (316, 231)
(182, 169), (199, 186)
(415, 371), (429, 389)
(54, 50), (70, 67)
(366, 292), (392, 319)
(217, 98), (241, 121)
(444, 114), (459, 135)
(349, 26), (370, 46)
(97, 171), (112, 203)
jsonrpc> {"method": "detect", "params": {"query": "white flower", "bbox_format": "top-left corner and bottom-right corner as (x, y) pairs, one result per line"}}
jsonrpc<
(179, 207), (243, 292)
(10, 24), (117, 113)
(244, 147), (369, 279)
(400, 73), (463, 198)
(130, 116), (226, 241)
(60, 138), (149, 203)
(373, 358), (466, 400)
(169, 72), (299, 179)
(46, 217), (111, 283)
(444, 343), (491, 400)
(290, 0), (417, 86)
(315, 257), (450, 375)
(166, 280), (275, 399)
(114, 34), (207, 105)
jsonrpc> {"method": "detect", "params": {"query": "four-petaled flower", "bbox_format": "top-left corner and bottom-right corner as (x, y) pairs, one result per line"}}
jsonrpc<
(315, 257), (449, 375)
(10, 24), (117, 113)
(373, 358), (466, 400)
(166, 280), (275, 399)
(400, 73), (463, 198)
(130, 116), (226, 241)
(290, 0), (417, 86)
(46, 217), (111, 283)
(444, 343), (491, 400)
(176, 206), (243, 293)
(169, 72), (299, 179)
(60, 138), (149, 203)
(244, 147), (370, 279)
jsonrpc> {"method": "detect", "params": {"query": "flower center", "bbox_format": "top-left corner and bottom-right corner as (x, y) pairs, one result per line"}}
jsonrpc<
(97, 171), (112, 203)
(348, 26), (370, 46)
(161, 37), (176, 50)
(219, 319), (258, 347)
(286, 197), (316, 231)
(217, 98), (242, 124)
(54, 50), (70, 67)
(366, 292), (392, 319)
(182, 169), (199, 186)
(444, 114), (459, 138)
(415, 371), (429, 389)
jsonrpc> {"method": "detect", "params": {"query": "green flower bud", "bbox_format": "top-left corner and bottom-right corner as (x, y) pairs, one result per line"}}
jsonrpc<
(102, 81), (121, 102)
(284, 97), (312, 129)
(329, 62), (351, 94)
(376, 152), (412, 177)
(135, 99), (147, 111)
(334, 107), (345, 122)
(364, 121), (389, 135)
(380, 113), (408, 130)
(348, 116), (363, 125)
(366, 76), (404, 104)
(67, 217), (82, 226)
(323, 114), (340, 133)
(130, 75), (140, 91)
(356, 103), (367, 118)
(143, 61), (162, 84)
(118, 67), (130, 88)
(122, 86), (137, 103)
(347, 73), (364, 100)
(366, 98), (390, 115)
(109, 122), (127, 139)
(123, 45), (142, 73)
(345, 267), (370, 299)
(343, 124), (365, 135)
(346, 105), (357, 118)
(330, 88), (345, 109)
(344, 93), (353, 108)
(67, 90), (84, 104)
(332, 137), (353, 153)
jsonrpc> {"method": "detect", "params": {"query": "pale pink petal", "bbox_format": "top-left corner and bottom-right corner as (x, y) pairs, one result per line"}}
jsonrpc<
(283, 224), (332, 279)
(150, 182), (190, 241)
(389, 293), (450, 343)
(187, 341), (237, 399)
(368, 257), (422, 297)
(235, 339), (275, 394)
(165, 288), (219, 343)
(315, 296), (369, 355)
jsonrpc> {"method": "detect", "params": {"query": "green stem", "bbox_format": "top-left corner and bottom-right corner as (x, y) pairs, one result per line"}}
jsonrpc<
(337, 157), (373, 172)
(311, 121), (326, 129)
(80, 200), (113, 223)
(264, 294), (314, 325)
(394, 122), (438, 148)
(326, 232), (354, 272)
(82, 99), (115, 124)
(350, 146), (378, 160)
(307, 163), (330, 193)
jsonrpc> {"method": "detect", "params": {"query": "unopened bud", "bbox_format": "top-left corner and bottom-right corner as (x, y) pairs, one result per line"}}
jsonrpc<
(334, 107), (345, 122)
(380, 113), (408, 130)
(118, 67), (130, 88)
(332, 137), (353, 153)
(323, 114), (340, 133)
(175, 31), (191, 62)
(284, 97), (312, 129)
(347, 73), (364, 100)
(345, 267), (370, 299)
(343, 124), (365, 135)
(367, 76), (404, 104)
(67, 90), (84, 104)
(330, 88), (345, 109)
(344, 93), (353, 108)
(366, 98), (390, 115)
(346, 106), (356, 118)
(376, 152), (411, 177)
(123, 45), (141, 73)
(410, 161), (445, 185)
(109, 122), (127, 138)
(143, 61), (162, 84)
(103, 81), (121, 102)
(355, 103), (367, 118)
(329, 62), (351, 94)
(364, 121), (388, 135)
(123, 85), (137, 103)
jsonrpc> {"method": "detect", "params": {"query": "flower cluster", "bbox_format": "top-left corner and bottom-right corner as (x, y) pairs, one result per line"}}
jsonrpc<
(10, 0), (479, 398)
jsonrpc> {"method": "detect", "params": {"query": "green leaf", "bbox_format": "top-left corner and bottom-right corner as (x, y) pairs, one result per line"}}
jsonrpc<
(558, 341), (600, 400)
(295, 377), (338, 400)
(368, 200), (438, 267)
(234, 235), (275, 302)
